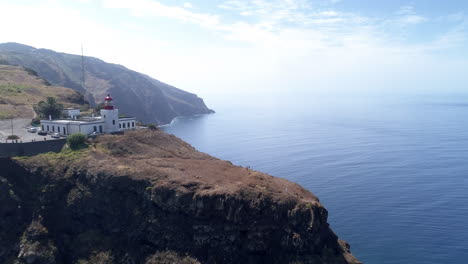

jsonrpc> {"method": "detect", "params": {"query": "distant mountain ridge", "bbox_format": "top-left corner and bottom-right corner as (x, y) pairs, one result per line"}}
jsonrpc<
(0, 42), (213, 125)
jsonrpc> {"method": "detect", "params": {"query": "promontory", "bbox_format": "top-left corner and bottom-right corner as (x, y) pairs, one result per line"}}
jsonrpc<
(0, 130), (361, 264)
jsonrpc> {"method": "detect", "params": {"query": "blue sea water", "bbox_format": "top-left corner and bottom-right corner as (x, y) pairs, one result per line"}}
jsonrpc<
(162, 93), (468, 264)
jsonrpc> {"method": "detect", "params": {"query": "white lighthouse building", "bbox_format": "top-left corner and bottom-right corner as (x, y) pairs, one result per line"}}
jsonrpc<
(100, 94), (120, 132)
(40, 94), (137, 136)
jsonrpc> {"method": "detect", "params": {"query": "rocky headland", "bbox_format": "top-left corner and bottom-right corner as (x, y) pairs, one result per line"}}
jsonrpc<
(0, 130), (360, 264)
(0, 42), (214, 125)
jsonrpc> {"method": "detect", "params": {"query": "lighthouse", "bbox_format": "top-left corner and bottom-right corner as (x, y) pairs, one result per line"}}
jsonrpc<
(40, 93), (136, 135)
(100, 94), (119, 132)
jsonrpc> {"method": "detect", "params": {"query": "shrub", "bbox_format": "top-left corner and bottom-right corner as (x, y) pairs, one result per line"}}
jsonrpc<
(67, 133), (86, 150)
(31, 117), (41, 126)
(147, 123), (158, 131)
(7, 135), (19, 140)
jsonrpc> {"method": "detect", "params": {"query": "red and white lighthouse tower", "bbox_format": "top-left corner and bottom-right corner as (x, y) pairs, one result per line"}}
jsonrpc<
(100, 94), (119, 132)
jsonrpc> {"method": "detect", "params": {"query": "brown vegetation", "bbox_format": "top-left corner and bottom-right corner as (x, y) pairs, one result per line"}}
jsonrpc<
(0, 65), (86, 119)
(24, 130), (317, 205)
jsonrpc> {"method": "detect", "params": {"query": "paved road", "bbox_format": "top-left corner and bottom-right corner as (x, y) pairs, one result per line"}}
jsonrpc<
(0, 119), (56, 143)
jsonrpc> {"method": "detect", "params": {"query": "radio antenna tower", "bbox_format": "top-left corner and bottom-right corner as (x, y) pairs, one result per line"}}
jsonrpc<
(81, 44), (86, 91)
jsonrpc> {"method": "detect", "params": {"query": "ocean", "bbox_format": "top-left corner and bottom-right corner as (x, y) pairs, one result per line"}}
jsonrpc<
(162, 92), (468, 264)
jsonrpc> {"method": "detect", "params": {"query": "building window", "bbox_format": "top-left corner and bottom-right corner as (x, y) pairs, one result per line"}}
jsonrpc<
(52, 126), (55, 132)
(123, 123), (126, 128)
(132, 122), (135, 127)
(113, 120), (115, 125)
(47, 125), (49, 131)
(104, 115), (106, 118)
(93, 126), (97, 132)
(119, 124), (121, 128)
(58, 127), (61, 133)
(42, 125), (44, 131)
(99, 126), (103, 133)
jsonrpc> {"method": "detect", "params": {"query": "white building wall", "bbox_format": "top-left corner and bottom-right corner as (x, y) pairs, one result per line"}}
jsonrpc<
(41, 121), (68, 135)
(41, 121), (105, 135)
(62, 109), (80, 118)
(79, 124), (99, 135)
(100, 109), (120, 133)
(118, 118), (137, 131)
(58, 125), (66, 135)
(68, 124), (81, 134)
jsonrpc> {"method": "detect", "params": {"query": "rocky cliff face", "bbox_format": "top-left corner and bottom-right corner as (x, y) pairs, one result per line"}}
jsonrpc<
(0, 43), (213, 125)
(0, 130), (360, 264)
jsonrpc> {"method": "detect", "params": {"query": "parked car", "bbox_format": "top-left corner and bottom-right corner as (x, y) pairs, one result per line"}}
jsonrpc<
(37, 130), (47, 136)
(87, 131), (100, 139)
(51, 133), (60, 138)
(27, 127), (37, 133)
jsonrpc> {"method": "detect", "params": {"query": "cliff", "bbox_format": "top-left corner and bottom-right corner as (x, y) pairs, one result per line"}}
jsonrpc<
(0, 43), (213, 125)
(0, 130), (360, 264)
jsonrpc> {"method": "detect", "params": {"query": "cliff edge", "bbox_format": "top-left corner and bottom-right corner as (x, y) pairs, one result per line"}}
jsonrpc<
(0, 130), (360, 264)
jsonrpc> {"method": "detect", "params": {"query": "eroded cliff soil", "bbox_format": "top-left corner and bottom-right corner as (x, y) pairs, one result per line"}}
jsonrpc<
(0, 130), (360, 264)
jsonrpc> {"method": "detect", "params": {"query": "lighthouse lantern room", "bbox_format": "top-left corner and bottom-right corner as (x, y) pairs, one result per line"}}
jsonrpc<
(104, 94), (114, 110)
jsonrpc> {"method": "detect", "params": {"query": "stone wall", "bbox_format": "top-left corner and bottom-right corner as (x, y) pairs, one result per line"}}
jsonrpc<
(0, 139), (66, 157)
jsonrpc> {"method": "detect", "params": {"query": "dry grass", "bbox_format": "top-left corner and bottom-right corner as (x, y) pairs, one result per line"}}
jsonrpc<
(0, 65), (85, 119)
(19, 130), (319, 205)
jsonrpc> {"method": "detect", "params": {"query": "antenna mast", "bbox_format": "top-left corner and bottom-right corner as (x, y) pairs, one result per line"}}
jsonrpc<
(81, 44), (86, 91)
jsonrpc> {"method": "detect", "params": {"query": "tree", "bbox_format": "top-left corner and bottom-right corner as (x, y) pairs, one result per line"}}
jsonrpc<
(66, 133), (86, 150)
(36, 97), (63, 119)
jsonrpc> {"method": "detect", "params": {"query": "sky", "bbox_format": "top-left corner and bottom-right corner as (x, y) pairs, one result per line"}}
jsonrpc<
(1, 0), (468, 101)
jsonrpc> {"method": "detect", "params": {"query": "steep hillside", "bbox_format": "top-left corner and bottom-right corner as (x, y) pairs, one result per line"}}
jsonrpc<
(0, 43), (213, 125)
(0, 65), (86, 119)
(0, 130), (360, 264)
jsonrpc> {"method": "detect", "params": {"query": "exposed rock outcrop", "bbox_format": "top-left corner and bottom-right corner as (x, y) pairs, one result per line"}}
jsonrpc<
(0, 130), (360, 264)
